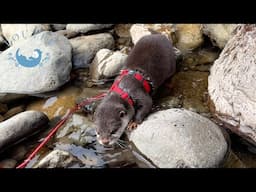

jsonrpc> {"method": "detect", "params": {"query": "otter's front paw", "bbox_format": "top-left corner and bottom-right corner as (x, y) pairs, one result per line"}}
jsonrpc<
(127, 121), (138, 131)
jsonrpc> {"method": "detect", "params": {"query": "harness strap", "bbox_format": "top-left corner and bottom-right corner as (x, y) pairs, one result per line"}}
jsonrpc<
(109, 69), (152, 106)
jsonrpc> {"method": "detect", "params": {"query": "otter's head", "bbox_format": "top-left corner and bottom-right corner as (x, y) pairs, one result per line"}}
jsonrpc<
(94, 93), (135, 146)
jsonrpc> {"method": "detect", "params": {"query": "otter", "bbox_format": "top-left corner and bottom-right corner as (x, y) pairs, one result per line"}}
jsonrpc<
(94, 34), (176, 146)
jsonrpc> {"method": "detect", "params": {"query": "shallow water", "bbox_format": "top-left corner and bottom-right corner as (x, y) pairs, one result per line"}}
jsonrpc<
(1, 49), (256, 168)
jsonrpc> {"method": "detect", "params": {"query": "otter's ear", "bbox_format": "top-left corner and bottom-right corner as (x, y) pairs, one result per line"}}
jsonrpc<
(119, 111), (127, 118)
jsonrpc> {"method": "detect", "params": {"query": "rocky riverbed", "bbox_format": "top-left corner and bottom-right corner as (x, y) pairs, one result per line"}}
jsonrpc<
(0, 24), (255, 168)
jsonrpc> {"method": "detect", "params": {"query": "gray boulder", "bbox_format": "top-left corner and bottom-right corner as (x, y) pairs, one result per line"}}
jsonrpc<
(0, 31), (72, 94)
(0, 111), (49, 152)
(130, 108), (229, 168)
(69, 33), (114, 68)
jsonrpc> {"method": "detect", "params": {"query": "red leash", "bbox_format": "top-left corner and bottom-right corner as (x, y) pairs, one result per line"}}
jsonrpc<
(16, 92), (107, 169)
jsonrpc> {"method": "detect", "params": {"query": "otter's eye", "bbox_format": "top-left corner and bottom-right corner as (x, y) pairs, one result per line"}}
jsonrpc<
(119, 111), (126, 118)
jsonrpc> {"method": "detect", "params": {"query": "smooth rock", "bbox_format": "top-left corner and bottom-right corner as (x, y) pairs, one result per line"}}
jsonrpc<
(175, 24), (204, 53)
(0, 31), (72, 94)
(130, 108), (228, 168)
(69, 33), (114, 68)
(66, 24), (113, 34)
(202, 24), (237, 49)
(0, 111), (49, 152)
(1, 24), (50, 46)
(35, 149), (77, 168)
(130, 24), (152, 45)
(90, 49), (128, 81)
(130, 24), (174, 44)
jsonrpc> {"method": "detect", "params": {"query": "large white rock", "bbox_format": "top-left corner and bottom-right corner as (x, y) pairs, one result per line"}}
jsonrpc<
(90, 49), (128, 81)
(202, 24), (237, 49)
(69, 33), (114, 68)
(0, 31), (72, 94)
(66, 24), (113, 33)
(130, 108), (228, 168)
(1, 24), (50, 46)
(208, 24), (256, 145)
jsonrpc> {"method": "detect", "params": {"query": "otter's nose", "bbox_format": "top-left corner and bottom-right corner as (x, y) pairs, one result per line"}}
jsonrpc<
(101, 138), (110, 145)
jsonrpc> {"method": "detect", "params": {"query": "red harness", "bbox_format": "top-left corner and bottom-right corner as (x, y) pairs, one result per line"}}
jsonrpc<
(109, 69), (152, 106)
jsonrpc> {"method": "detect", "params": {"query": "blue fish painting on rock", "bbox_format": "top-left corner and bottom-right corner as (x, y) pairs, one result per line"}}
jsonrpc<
(15, 48), (42, 68)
